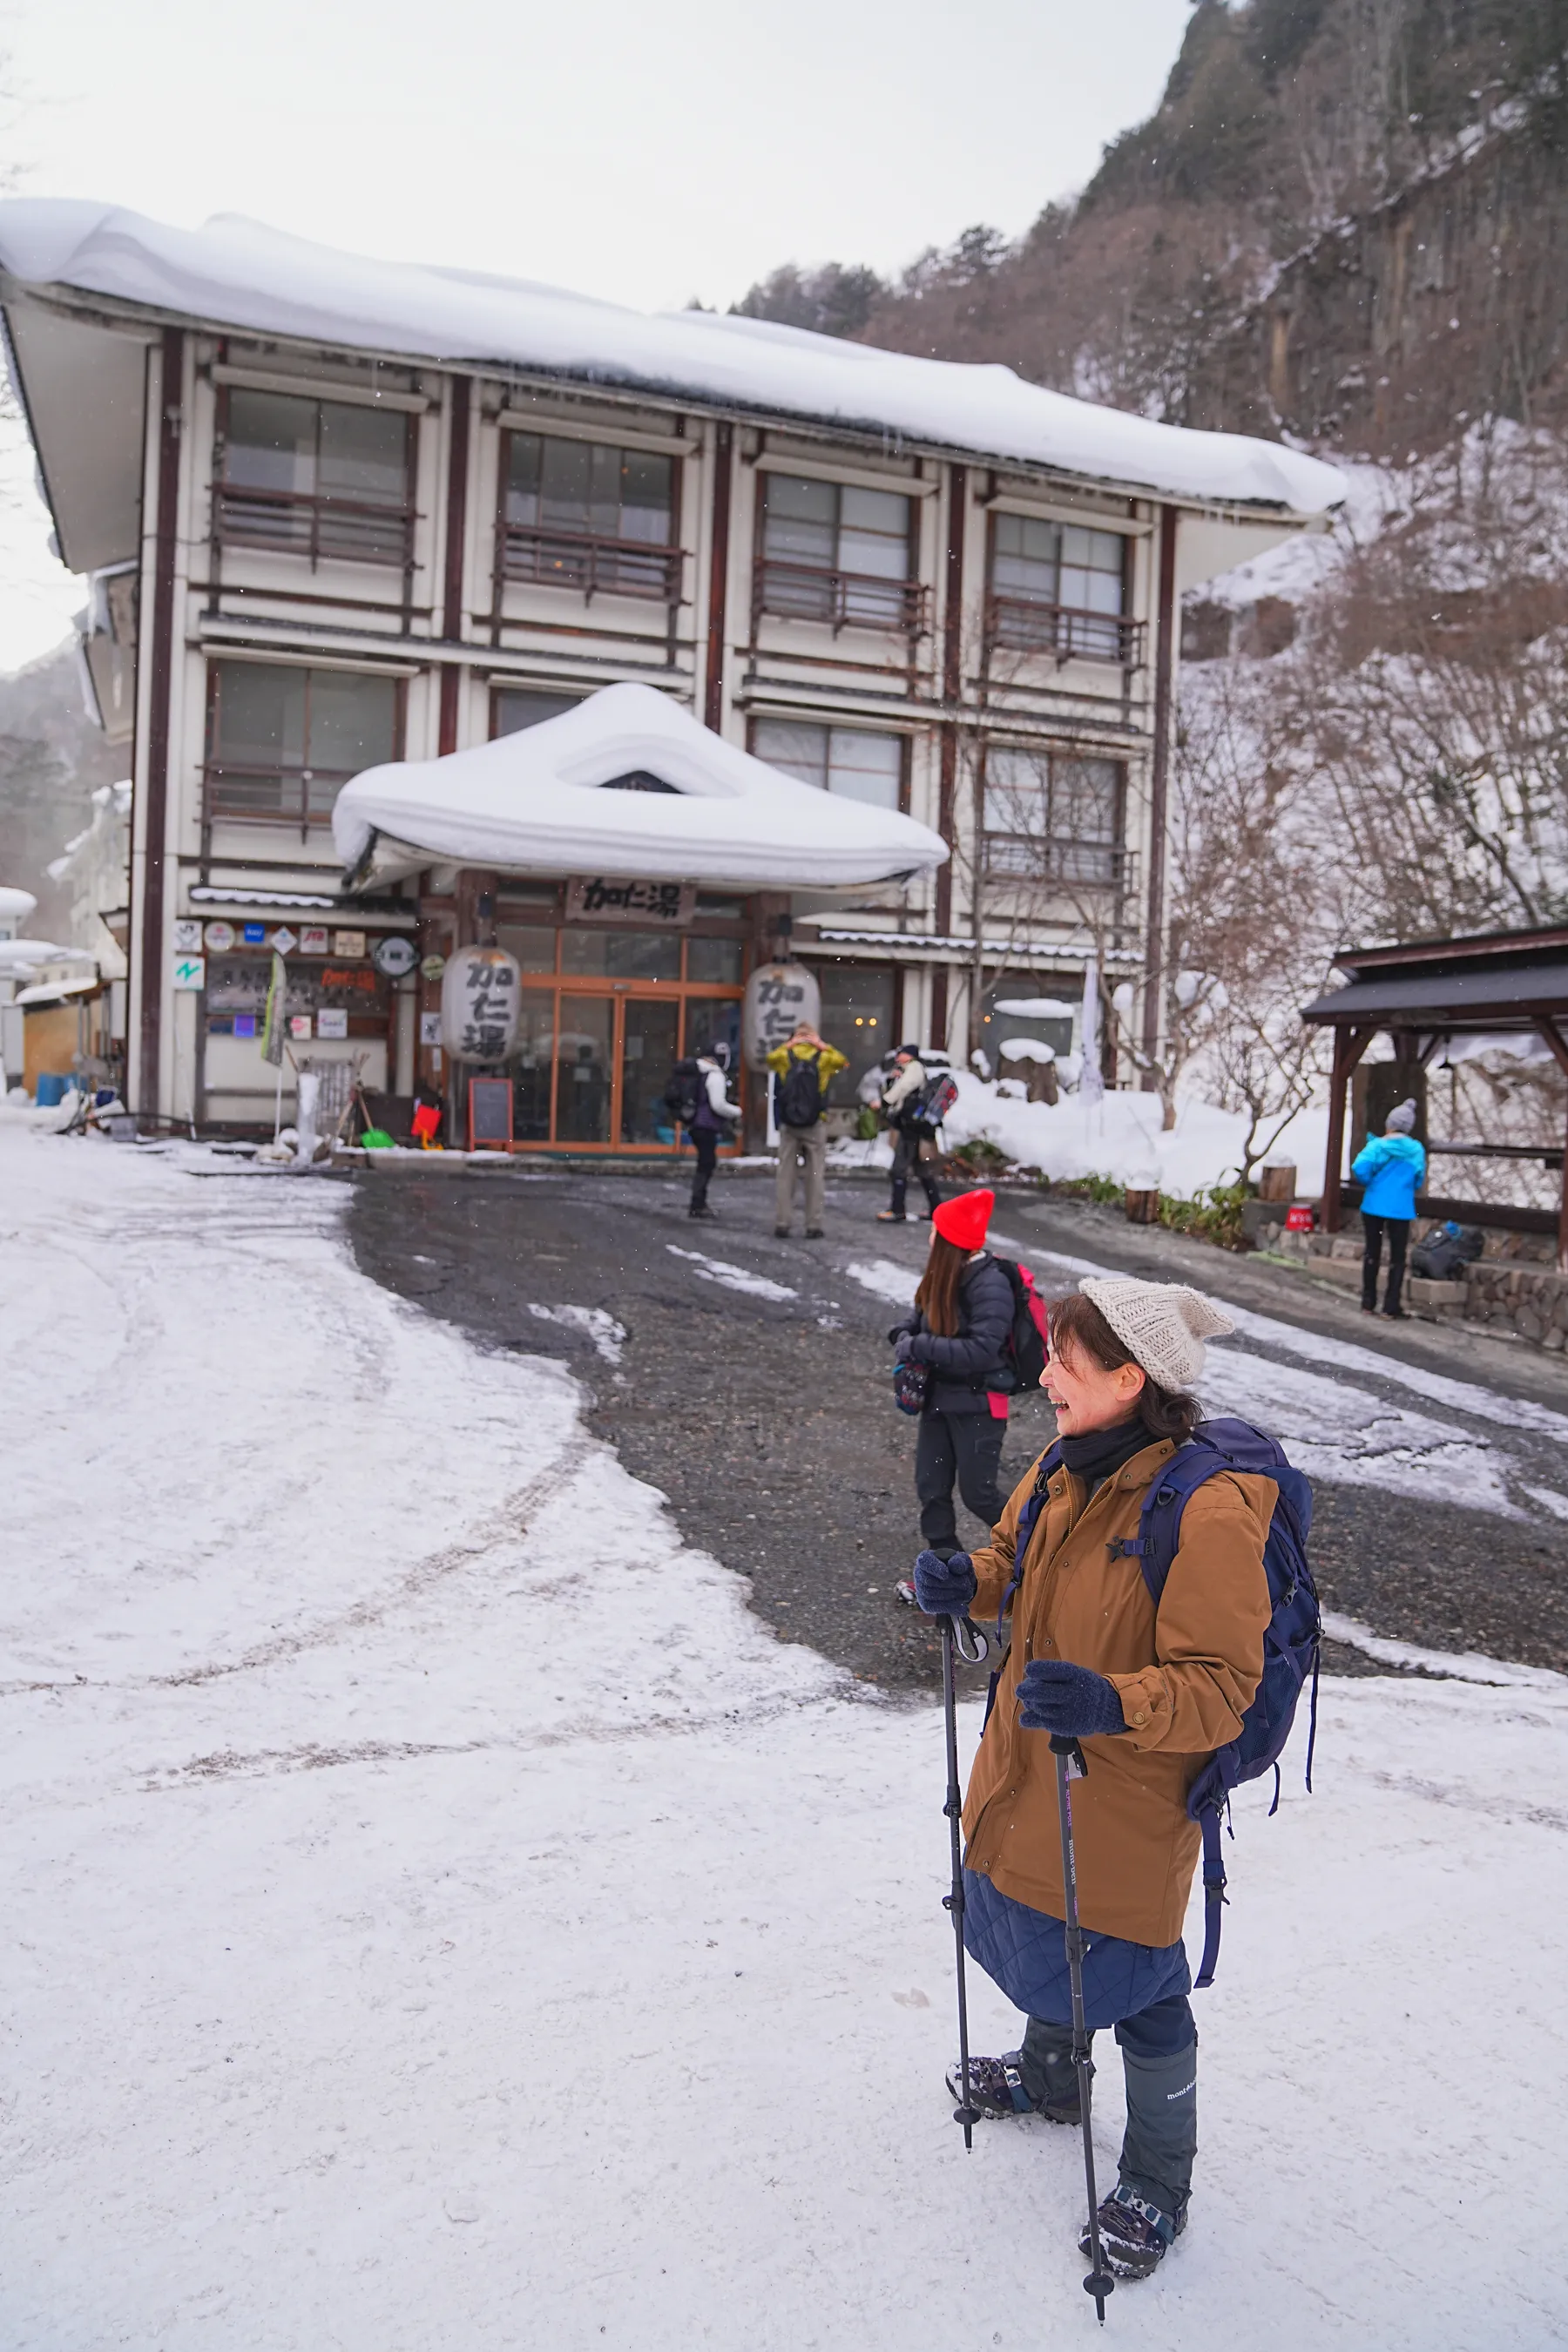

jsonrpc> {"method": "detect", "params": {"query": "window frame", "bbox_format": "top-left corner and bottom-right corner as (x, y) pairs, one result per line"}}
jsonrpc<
(980, 742), (1130, 895)
(495, 427), (685, 606)
(213, 386), (417, 572)
(203, 659), (406, 838)
(983, 510), (1141, 667)
(753, 471), (926, 637)
(747, 715), (910, 814)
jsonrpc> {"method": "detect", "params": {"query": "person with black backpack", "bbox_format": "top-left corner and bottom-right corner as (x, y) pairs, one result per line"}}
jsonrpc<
(876, 1044), (945, 1224)
(911, 1277), (1281, 2285)
(767, 1022), (847, 1240)
(664, 1044), (740, 1220)
(888, 1187), (1017, 1573)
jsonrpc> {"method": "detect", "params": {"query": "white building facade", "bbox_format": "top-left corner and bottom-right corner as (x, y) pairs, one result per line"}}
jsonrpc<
(0, 205), (1340, 1148)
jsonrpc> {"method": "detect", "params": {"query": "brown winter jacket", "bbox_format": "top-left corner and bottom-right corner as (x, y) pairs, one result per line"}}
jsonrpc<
(962, 1437), (1274, 1947)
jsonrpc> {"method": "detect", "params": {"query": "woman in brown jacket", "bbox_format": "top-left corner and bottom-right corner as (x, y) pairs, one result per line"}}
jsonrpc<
(912, 1276), (1273, 2282)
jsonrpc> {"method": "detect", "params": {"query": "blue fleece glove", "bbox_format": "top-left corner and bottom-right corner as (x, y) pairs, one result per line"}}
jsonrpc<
(911, 1549), (977, 1616)
(1017, 1658), (1127, 1738)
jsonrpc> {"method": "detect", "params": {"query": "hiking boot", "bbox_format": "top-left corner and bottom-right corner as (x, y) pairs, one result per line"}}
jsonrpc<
(774, 1226), (791, 1239)
(1078, 2186), (1186, 2281)
(876, 1210), (907, 1223)
(688, 1203), (714, 1220)
(946, 2052), (1081, 2125)
(804, 1227), (825, 1240)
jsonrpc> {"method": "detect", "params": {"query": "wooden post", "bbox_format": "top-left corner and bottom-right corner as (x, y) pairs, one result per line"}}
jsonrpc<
(1531, 1016), (1568, 1272)
(1321, 1024), (1375, 1233)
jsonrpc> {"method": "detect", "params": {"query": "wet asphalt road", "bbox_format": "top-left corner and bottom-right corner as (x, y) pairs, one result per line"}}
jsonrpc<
(348, 1165), (1568, 1691)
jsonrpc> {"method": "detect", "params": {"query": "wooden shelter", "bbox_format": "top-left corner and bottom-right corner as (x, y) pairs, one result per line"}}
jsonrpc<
(1301, 926), (1568, 1269)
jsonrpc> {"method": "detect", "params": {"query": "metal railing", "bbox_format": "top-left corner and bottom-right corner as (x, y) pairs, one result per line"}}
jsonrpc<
(500, 525), (683, 604)
(204, 766), (355, 835)
(214, 485), (415, 570)
(985, 593), (1143, 667)
(983, 835), (1134, 893)
(754, 558), (927, 636)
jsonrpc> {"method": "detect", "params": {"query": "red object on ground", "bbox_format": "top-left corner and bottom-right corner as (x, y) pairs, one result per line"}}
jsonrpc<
(411, 1101), (442, 1147)
(1285, 1203), (1315, 1232)
(933, 1187), (995, 1250)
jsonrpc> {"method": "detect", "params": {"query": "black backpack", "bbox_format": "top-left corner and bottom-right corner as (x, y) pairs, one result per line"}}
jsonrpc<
(663, 1058), (705, 1126)
(994, 1256), (1050, 1389)
(777, 1053), (825, 1129)
(1409, 1221), (1484, 1281)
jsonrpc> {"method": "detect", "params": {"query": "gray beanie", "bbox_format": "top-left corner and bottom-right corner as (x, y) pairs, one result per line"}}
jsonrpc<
(1385, 1098), (1418, 1134)
(1078, 1276), (1234, 1392)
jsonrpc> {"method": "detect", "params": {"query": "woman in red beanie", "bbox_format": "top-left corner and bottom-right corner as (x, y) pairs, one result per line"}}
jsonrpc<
(889, 1187), (1017, 1572)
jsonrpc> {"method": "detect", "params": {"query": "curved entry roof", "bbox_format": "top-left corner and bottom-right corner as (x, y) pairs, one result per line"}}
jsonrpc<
(333, 684), (950, 892)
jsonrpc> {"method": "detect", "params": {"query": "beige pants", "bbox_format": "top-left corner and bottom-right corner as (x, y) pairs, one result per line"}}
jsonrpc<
(775, 1121), (827, 1231)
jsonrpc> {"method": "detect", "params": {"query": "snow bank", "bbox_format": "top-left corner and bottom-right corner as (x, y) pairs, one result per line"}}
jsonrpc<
(0, 202), (1342, 515)
(943, 1070), (1330, 1198)
(333, 682), (947, 889)
(3, 1125), (1564, 2349)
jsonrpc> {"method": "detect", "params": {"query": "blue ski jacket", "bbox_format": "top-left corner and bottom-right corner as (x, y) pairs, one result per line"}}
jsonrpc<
(1351, 1131), (1426, 1220)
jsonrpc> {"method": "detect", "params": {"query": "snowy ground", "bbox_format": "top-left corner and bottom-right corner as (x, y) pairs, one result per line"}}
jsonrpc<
(3, 1127), (1566, 2349)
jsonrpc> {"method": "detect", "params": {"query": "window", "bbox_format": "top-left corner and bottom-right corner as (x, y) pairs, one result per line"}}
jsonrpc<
(988, 515), (1133, 663)
(755, 475), (922, 632)
(492, 687), (584, 737)
(983, 746), (1125, 889)
(809, 962), (897, 1105)
(216, 390), (414, 567)
(499, 433), (679, 601)
(752, 720), (903, 811)
(206, 662), (399, 831)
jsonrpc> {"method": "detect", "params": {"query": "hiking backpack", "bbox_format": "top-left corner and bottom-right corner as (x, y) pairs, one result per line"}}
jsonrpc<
(993, 1256), (1051, 1390)
(777, 1054), (825, 1130)
(1005, 1417), (1320, 1987)
(1409, 1220), (1484, 1281)
(914, 1070), (960, 1130)
(663, 1058), (705, 1127)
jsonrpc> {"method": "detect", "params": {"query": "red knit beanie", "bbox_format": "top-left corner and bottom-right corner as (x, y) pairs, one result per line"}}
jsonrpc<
(932, 1187), (994, 1251)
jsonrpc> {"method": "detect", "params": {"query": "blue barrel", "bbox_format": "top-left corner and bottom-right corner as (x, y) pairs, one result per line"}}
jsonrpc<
(34, 1073), (72, 1107)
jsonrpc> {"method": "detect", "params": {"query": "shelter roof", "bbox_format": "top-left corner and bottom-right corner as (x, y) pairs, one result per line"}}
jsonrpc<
(1302, 927), (1568, 1031)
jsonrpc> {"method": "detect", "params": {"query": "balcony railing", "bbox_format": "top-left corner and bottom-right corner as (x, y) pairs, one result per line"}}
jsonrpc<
(985, 593), (1144, 667)
(754, 558), (927, 637)
(204, 765), (355, 835)
(214, 485), (415, 570)
(500, 525), (683, 604)
(984, 835), (1134, 893)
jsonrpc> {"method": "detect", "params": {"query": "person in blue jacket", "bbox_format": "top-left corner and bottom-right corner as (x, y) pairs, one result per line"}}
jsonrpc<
(1351, 1097), (1426, 1318)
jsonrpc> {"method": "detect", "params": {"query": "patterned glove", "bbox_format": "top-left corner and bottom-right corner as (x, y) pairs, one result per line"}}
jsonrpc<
(911, 1549), (977, 1616)
(1017, 1658), (1127, 1738)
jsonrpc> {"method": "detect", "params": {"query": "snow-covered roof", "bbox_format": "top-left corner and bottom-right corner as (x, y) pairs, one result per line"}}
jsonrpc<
(0, 884), (38, 923)
(0, 202), (1343, 516)
(332, 684), (950, 890)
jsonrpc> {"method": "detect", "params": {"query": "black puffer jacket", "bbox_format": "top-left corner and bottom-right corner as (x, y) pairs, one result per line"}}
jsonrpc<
(891, 1254), (1015, 1414)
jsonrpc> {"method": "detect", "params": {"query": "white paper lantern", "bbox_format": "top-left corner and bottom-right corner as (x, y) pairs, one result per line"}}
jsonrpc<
(441, 945), (522, 1064)
(742, 961), (821, 1071)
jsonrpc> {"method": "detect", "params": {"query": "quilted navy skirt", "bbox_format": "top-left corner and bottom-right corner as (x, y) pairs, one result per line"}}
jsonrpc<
(963, 1867), (1190, 2030)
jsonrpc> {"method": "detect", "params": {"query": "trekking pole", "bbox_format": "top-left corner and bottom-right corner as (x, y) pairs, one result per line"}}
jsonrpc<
(941, 1610), (988, 2150)
(1051, 1734), (1114, 2327)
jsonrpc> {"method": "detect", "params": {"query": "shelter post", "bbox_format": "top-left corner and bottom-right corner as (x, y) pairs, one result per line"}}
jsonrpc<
(1321, 1024), (1373, 1233)
(1532, 1015), (1568, 1271)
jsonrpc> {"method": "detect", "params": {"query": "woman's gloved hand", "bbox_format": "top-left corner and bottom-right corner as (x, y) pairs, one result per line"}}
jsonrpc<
(911, 1549), (977, 1616)
(1017, 1658), (1126, 1738)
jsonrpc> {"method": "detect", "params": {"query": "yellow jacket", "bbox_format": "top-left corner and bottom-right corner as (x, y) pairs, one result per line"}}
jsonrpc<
(766, 1041), (848, 1091)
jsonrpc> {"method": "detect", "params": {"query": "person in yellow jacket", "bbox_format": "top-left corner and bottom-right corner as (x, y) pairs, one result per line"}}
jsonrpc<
(766, 1022), (848, 1238)
(912, 1276), (1271, 2283)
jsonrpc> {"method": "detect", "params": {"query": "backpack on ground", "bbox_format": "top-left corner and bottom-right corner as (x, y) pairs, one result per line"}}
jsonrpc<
(777, 1053), (825, 1130)
(992, 1256), (1051, 1390)
(1409, 1220), (1484, 1281)
(663, 1058), (705, 1127)
(914, 1070), (959, 1130)
(1005, 1416), (1319, 1987)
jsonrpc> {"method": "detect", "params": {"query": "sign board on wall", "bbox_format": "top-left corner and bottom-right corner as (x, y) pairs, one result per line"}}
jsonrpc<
(742, 962), (821, 1071)
(172, 920), (202, 953)
(440, 945), (522, 1064)
(373, 935), (419, 978)
(567, 878), (696, 927)
(172, 953), (206, 991)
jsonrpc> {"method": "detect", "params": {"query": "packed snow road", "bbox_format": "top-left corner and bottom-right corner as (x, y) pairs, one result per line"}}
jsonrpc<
(3, 1124), (1566, 2349)
(351, 1162), (1568, 1686)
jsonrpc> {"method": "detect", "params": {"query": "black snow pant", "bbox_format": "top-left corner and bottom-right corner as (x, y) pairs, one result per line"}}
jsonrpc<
(889, 1125), (943, 1219)
(915, 1408), (1006, 1553)
(1020, 1997), (1199, 2221)
(1361, 1212), (1410, 1313)
(689, 1126), (719, 1211)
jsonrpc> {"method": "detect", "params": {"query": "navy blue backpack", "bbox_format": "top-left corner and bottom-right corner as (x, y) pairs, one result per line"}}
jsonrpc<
(1007, 1417), (1321, 1986)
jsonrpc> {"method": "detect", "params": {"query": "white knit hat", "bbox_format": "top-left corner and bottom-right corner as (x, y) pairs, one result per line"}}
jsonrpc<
(1078, 1276), (1235, 1392)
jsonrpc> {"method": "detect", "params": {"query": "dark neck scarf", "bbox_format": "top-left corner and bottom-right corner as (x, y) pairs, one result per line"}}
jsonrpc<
(1059, 1416), (1151, 1489)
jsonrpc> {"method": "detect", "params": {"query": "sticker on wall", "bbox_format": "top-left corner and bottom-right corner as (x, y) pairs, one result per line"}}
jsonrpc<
(270, 926), (299, 956)
(202, 920), (236, 953)
(315, 1008), (349, 1040)
(289, 1013), (313, 1041)
(233, 1014), (257, 1039)
(420, 954), (447, 982)
(172, 919), (202, 952)
(301, 926), (329, 955)
(172, 953), (206, 990)
(333, 929), (367, 958)
(373, 934), (418, 978)
(419, 1010), (443, 1046)
(242, 922), (267, 945)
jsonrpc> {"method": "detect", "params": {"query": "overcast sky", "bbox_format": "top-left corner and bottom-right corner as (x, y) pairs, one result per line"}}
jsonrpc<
(0, 0), (1191, 670)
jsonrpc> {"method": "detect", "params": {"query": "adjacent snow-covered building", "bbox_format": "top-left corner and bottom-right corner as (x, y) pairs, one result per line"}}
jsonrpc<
(0, 200), (1342, 1145)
